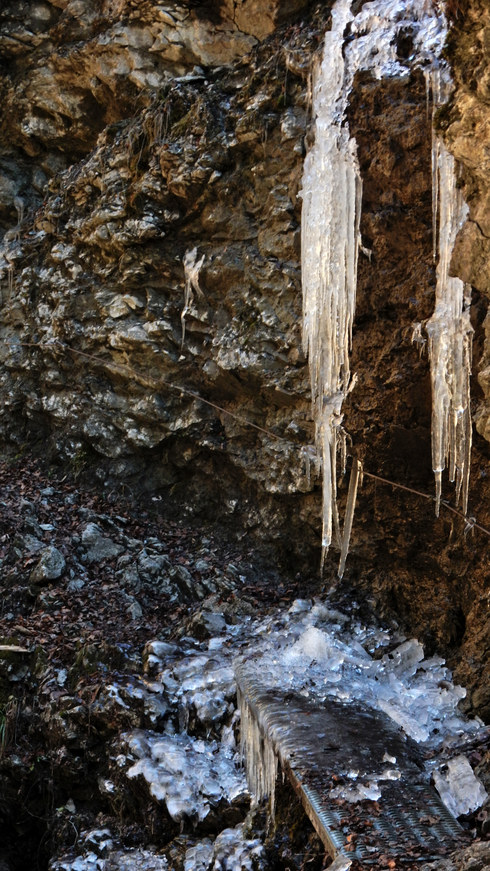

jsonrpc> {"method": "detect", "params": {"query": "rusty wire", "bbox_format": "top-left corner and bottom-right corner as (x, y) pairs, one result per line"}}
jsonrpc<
(15, 338), (490, 539)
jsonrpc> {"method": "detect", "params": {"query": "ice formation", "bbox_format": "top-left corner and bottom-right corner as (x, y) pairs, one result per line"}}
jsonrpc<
(122, 729), (246, 823)
(432, 755), (488, 819)
(50, 594), (486, 870)
(184, 825), (266, 871)
(301, 0), (455, 565)
(235, 599), (486, 815)
(425, 70), (473, 515)
(49, 829), (170, 871)
(237, 608), (479, 749)
(338, 458), (362, 579)
(238, 686), (278, 815)
(301, 0), (361, 557)
(51, 824), (266, 871)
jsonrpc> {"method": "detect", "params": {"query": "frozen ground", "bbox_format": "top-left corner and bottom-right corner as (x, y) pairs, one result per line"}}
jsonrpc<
(52, 596), (487, 871)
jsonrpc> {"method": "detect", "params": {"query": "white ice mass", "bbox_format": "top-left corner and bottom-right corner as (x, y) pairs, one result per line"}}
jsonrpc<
(236, 599), (487, 817)
(301, 0), (471, 566)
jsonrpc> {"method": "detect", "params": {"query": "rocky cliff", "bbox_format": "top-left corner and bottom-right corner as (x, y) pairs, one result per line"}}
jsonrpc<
(0, 1), (488, 717)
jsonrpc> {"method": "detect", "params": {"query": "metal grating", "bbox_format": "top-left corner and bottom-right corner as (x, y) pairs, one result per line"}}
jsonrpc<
(235, 665), (470, 867)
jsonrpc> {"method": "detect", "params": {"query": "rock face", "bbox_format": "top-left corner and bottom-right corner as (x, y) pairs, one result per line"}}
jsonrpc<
(0, 1), (489, 716)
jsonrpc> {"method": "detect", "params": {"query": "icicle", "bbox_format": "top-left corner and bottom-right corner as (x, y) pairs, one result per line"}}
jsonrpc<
(431, 68), (442, 262)
(338, 458), (362, 580)
(411, 322), (427, 357)
(423, 68), (431, 121)
(339, 427), (348, 476)
(301, 0), (449, 565)
(301, 0), (361, 558)
(238, 688), (278, 816)
(426, 69), (473, 516)
(302, 444), (318, 489)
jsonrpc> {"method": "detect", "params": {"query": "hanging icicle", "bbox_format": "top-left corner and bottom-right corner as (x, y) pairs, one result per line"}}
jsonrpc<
(301, 0), (459, 570)
(426, 70), (473, 516)
(338, 457), (363, 580)
(301, 0), (361, 562)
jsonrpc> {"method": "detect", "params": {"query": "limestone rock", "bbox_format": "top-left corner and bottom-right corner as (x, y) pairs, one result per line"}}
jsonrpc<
(30, 545), (66, 583)
(420, 841), (490, 871)
(80, 523), (124, 563)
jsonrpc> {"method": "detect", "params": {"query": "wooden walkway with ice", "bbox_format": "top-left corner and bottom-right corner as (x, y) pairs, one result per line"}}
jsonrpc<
(236, 666), (469, 867)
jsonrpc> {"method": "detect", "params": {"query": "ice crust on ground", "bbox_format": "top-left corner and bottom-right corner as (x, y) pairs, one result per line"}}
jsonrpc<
(51, 823), (265, 871)
(123, 728), (246, 822)
(184, 825), (266, 871)
(301, 0), (467, 568)
(90, 596), (485, 868)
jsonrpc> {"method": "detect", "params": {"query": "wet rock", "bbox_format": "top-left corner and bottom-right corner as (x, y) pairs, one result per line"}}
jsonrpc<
(186, 609), (227, 641)
(81, 523), (124, 563)
(420, 841), (490, 871)
(0, 644), (34, 683)
(18, 533), (44, 555)
(126, 599), (143, 621)
(136, 551), (171, 586)
(30, 545), (66, 583)
(67, 578), (86, 592)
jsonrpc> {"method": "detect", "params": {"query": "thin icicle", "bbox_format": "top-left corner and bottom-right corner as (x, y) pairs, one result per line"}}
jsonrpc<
(411, 321), (427, 357)
(423, 68), (431, 121)
(338, 458), (362, 580)
(302, 444), (318, 489)
(431, 68), (441, 262)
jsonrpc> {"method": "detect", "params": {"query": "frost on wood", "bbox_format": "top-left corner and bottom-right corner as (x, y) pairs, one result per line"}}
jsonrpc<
(426, 70), (473, 516)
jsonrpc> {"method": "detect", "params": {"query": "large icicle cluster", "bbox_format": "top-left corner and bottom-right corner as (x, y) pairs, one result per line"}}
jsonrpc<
(301, 0), (361, 556)
(301, 0), (465, 567)
(426, 71), (473, 516)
